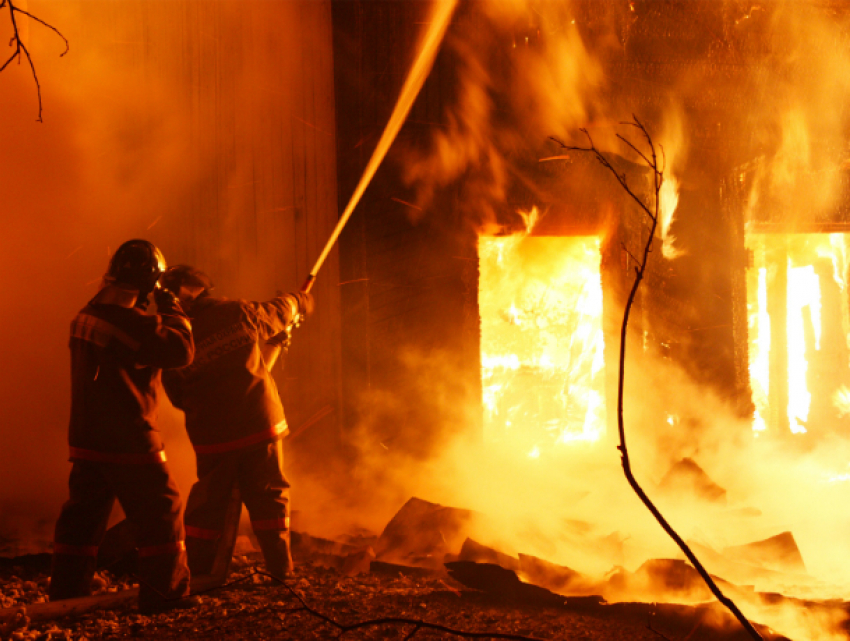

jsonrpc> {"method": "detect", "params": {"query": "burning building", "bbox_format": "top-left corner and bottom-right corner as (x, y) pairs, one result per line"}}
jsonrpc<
(333, 0), (850, 612)
(4, 0), (850, 637)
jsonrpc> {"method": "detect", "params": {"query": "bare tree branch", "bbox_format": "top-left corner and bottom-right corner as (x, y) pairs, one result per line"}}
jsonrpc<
(136, 568), (548, 640)
(615, 133), (653, 169)
(11, 5), (69, 48)
(559, 115), (765, 641)
(620, 241), (641, 267)
(336, 616), (547, 640)
(0, 0), (69, 122)
(402, 624), (422, 641)
(550, 131), (657, 224)
(267, 570), (548, 641)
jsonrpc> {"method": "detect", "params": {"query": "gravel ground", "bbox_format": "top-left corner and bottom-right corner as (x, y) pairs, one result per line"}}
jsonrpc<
(4, 550), (847, 640)
(0, 553), (681, 641)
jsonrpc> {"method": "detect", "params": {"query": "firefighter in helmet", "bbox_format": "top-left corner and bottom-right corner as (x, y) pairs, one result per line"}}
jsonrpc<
(50, 240), (196, 613)
(159, 265), (312, 580)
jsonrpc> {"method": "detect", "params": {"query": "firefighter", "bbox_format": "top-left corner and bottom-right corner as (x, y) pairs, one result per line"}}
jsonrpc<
(50, 240), (196, 613)
(159, 265), (313, 581)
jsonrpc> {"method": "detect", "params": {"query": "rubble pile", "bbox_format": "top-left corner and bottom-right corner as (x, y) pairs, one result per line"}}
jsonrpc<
(1, 497), (848, 640)
(0, 551), (672, 641)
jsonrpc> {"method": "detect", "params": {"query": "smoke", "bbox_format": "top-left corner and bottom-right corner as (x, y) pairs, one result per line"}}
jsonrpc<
(401, 0), (604, 230)
(328, 2), (850, 639)
(4, 1), (850, 636)
(740, 3), (850, 225)
(0, 1), (202, 552)
(305, 338), (850, 638)
(0, 0), (335, 552)
(400, 31), (508, 230)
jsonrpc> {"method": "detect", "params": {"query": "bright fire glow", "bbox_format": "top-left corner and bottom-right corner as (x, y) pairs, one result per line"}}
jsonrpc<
(659, 175), (681, 259)
(746, 233), (850, 435)
(787, 265), (820, 433)
(479, 234), (606, 450)
(834, 386), (850, 418)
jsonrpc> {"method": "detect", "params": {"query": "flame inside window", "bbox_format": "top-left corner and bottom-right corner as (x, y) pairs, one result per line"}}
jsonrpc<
(746, 233), (850, 435)
(478, 235), (606, 454)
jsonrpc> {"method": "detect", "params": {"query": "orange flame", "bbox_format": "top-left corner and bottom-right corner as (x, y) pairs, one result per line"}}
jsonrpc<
(479, 216), (606, 453)
(659, 175), (681, 259)
(747, 233), (850, 436)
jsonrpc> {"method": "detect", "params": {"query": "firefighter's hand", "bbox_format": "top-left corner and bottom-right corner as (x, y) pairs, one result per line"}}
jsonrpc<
(266, 328), (292, 348)
(294, 291), (315, 319)
(153, 285), (180, 311)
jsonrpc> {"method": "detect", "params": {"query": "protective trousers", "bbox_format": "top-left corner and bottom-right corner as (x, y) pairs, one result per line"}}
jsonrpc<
(50, 460), (189, 609)
(184, 440), (292, 579)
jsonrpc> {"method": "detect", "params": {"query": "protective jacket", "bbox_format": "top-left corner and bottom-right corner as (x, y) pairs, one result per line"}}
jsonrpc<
(162, 295), (300, 454)
(68, 292), (193, 461)
(53, 286), (194, 609)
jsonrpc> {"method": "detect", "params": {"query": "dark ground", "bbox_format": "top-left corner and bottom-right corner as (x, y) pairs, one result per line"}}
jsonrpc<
(0, 550), (768, 641)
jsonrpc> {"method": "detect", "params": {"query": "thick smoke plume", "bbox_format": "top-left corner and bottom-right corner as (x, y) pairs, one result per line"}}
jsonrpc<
(5, 1), (850, 638)
(325, 2), (850, 639)
(742, 3), (850, 226)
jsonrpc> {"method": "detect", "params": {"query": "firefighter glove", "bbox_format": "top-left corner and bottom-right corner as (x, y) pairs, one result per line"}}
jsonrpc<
(154, 285), (180, 311)
(293, 291), (315, 319)
(266, 327), (293, 349)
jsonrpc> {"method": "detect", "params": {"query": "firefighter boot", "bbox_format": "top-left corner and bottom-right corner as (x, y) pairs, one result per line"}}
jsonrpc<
(254, 529), (293, 580)
(49, 553), (97, 601)
(136, 545), (191, 613)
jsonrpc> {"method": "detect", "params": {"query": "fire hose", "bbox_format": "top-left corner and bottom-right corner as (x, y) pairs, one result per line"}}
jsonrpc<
(263, 0), (457, 371)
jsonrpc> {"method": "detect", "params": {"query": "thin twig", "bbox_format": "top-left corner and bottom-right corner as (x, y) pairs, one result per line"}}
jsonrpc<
(402, 624), (422, 641)
(135, 568), (545, 639)
(267, 572), (547, 640)
(620, 241), (641, 267)
(0, 0), (69, 121)
(646, 618), (675, 641)
(550, 132), (656, 224)
(338, 617), (546, 639)
(209, 571), (547, 641)
(558, 115), (764, 641)
(12, 6), (70, 51)
(616, 133), (653, 168)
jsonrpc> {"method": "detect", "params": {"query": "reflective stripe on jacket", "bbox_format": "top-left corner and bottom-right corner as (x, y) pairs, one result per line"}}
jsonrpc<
(162, 295), (299, 452)
(68, 446), (168, 465)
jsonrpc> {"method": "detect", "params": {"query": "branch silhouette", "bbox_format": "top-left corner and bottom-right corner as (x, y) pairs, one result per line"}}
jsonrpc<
(0, 0), (69, 121)
(135, 569), (548, 641)
(552, 115), (765, 641)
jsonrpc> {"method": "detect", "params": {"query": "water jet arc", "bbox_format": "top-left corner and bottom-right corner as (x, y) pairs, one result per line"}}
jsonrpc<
(301, 0), (457, 293)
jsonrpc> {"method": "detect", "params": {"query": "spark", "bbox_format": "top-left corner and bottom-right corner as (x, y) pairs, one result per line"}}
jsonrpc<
(293, 115), (328, 135)
(390, 197), (423, 211)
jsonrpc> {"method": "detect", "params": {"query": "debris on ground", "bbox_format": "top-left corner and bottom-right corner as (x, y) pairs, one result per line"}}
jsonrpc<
(1, 497), (847, 640)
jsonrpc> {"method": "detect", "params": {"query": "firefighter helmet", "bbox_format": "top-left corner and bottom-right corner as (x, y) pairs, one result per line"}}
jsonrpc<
(105, 239), (166, 295)
(160, 264), (214, 299)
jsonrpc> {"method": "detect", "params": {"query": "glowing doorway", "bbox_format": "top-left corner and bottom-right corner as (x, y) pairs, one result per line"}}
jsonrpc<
(746, 233), (850, 435)
(478, 236), (606, 456)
